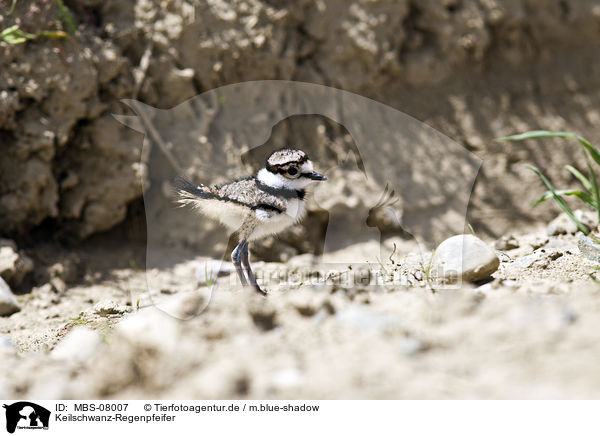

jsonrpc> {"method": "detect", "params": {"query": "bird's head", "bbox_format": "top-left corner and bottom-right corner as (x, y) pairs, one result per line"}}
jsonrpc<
(257, 148), (327, 189)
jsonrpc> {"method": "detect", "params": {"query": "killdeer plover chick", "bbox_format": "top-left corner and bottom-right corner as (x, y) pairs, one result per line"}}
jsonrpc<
(174, 149), (327, 295)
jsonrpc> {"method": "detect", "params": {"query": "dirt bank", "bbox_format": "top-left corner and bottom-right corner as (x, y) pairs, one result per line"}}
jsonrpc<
(2, 0), (600, 244)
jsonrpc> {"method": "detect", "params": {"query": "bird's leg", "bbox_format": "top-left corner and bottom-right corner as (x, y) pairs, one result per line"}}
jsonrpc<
(231, 240), (248, 286)
(240, 243), (267, 296)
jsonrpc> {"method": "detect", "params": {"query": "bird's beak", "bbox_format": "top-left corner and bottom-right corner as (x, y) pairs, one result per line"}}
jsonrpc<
(307, 171), (327, 181)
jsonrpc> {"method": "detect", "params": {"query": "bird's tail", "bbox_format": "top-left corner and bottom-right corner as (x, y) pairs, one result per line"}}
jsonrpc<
(172, 176), (214, 207)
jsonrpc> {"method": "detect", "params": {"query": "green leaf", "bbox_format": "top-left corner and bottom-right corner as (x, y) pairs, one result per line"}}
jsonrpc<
(497, 130), (577, 142)
(565, 165), (592, 191)
(8, 0), (18, 15)
(38, 30), (69, 39)
(584, 153), (600, 225)
(0, 25), (36, 44)
(526, 165), (590, 234)
(575, 135), (600, 168)
(532, 189), (595, 208)
(498, 130), (600, 167)
(54, 0), (77, 35)
(0, 25), (18, 38)
(467, 223), (476, 235)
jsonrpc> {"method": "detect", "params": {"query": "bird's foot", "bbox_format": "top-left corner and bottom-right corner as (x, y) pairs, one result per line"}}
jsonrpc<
(253, 283), (268, 297)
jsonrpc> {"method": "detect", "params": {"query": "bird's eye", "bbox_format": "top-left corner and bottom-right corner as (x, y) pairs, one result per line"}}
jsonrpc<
(287, 168), (298, 176)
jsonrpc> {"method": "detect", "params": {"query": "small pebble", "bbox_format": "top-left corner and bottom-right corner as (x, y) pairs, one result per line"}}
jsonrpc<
(547, 210), (597, 236)
(495, 235), (520, 250)
(0, 277), (20, 316)
(578, 234), (600, 263)
(0, 239), (33, 288)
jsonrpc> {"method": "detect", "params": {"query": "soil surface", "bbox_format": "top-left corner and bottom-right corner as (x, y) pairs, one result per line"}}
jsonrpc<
(1, 225), (599, 399)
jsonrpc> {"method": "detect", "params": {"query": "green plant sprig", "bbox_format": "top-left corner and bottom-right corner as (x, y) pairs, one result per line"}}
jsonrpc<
(498, 130), (600, 235)
(0, 24), (69, 44)
(54, 0), (77, 35)
(1, 0), (77, 44)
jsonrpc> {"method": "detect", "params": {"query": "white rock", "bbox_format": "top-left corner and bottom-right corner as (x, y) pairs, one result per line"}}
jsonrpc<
(547, 210), (597, 236)
(0, 277), (20, 316)
(156, 289), (211, 320)
(432, 234), (500, 282)
(0, 239), (33, 287)
(513, 252), (543, 268)
(270, 368), (303, 389)
(495, 234), (519, 250)
(398, 336), (428, 355)
(0, 335), (13, 349)
(116, 307), (180, 351)
(579, 234), (600, 262)
(51, 327), (102, 363)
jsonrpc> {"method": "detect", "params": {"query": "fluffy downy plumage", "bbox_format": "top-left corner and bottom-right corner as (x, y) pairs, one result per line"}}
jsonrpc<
(174, 148), (327, 295)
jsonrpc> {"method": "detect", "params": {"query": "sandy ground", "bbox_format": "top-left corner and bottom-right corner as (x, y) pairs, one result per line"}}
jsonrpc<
(1, 226), (600, 399)
(3, 0), (600, 401)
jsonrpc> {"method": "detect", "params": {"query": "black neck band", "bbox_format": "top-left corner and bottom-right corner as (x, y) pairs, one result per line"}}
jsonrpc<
(256, 178), (305, 200)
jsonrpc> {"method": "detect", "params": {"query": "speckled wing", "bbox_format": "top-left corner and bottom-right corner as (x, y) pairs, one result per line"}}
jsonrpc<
(212, 178), (287, 214)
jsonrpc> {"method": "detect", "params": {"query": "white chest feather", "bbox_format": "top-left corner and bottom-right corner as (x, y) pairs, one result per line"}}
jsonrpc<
(250, 198), (306, 240)
(194, 196), (307, 241)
